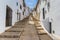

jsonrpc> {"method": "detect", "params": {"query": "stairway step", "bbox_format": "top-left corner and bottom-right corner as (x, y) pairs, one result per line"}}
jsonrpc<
(12, 26), (24, 28)
(36, 27), (44, 30)
(15, 21), (27, 25)
(39, 35), (53, 40)
(15, 23), (25, 25)
(0, 32), (21, 38)
(35, 24), (41, 27)
(37, 30), (47, 35)
(14, 25), (25, 26)
(0, 38), (19, 40)
(13, 25), (25, 28)
(5, 28), (24, 32)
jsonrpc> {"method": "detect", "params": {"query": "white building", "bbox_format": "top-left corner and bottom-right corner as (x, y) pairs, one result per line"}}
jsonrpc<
(49, 0), (60, 38)
(0, 0), (29, 33)
(37, 0), (60, 38)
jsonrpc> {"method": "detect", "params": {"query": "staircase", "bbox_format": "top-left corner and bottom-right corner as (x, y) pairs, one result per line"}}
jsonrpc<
(30, 14), (53, 40)
(0, 15), (53, 40)
(34, 19), (53, 40)
(0, 17), (29, 40)
(0, 27), (23, 40)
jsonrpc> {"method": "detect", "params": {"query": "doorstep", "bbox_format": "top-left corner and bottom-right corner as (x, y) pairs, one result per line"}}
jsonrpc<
(5, 26), (12, 30)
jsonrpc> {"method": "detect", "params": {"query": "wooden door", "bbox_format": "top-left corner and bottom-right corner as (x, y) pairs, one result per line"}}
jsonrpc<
(6, 6), (12, 27)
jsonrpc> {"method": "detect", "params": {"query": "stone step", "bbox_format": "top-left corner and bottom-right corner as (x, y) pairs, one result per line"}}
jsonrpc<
(12, 26), (24, 28)
(39, 35), (53, 40)
(37, 30), (47, 35)
(35, 24), (41, 27)
(36, 27), (44, 30)
(0, 32), (21, 38)
(15, 23), (26, 25)
(14, 24), (25, 26)
(0, 38), (19, 40)
(15, 21), (27, 25)
(34, 21), (40, 24)
(13, 25), (25, 28)
(5, 28), (24, 32)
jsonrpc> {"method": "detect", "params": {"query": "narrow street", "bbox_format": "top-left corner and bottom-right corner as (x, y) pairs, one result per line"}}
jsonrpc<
(0, 15), (53, 40)
(19, 16), (39, 40)
(0, 0), (60, 40)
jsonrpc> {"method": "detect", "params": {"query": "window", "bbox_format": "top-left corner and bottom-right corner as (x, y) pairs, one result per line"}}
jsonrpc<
(23, 9), (25, 15)
(16, 2), (18, 6)
(20, 5), (22, 9)
(48, 2), (50, 11)
(43, 8), (45, 19)
(23, 0), (26, 7)
(24, 9), (25, 12)
(23, 11), (24, 15)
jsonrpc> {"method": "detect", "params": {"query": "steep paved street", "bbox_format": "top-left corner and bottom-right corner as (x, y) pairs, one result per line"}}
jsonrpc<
(19, 19), (39, 40)
(0, 15), (53, 40)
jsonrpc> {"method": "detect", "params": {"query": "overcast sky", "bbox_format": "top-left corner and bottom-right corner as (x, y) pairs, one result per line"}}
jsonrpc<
(25, 0), (38, 9)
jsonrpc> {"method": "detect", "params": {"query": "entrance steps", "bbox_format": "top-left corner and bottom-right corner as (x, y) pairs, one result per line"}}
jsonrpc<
(0, 16), (29, 40)
(36, 27), (44, 30)
(35, 23), (53, 40)
(39, 35), (52, 40)
(5, 28), (24, 32)
(0, 26), (23, 40)
(32, 15), (53, 40)
(0, 38), (19, 40)
(0, 32), (21, 38)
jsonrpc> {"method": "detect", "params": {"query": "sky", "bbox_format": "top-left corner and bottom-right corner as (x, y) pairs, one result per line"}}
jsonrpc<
(25, 0), (38, 9)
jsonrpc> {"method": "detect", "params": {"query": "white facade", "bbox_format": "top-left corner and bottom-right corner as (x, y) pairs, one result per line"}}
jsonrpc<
(0, 0), (19, 33)
(41, 0), (60, 36)
(0, 0), (30, 33)
(49, 0), (60, 36)
(18, 0), (29, 20)
(38, 0), (60, 36)
(18, 0), (24, 20)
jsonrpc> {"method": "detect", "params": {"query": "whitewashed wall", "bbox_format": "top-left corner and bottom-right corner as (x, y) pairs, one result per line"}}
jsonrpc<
(18, 0), (24, 20)
(0, 0), (30, 33)
(6, 0), (18, 25)
(41, 0), (60, 36)
(18, 0), (30, 20)
(0, 0), (19, 33)
(49, 0), (60, 35)
(0, 0), (6, 33)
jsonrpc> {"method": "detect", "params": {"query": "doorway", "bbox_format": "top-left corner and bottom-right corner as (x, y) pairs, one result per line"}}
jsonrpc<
(6, 5), (12, 27)
(49, 22), (52, 33)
